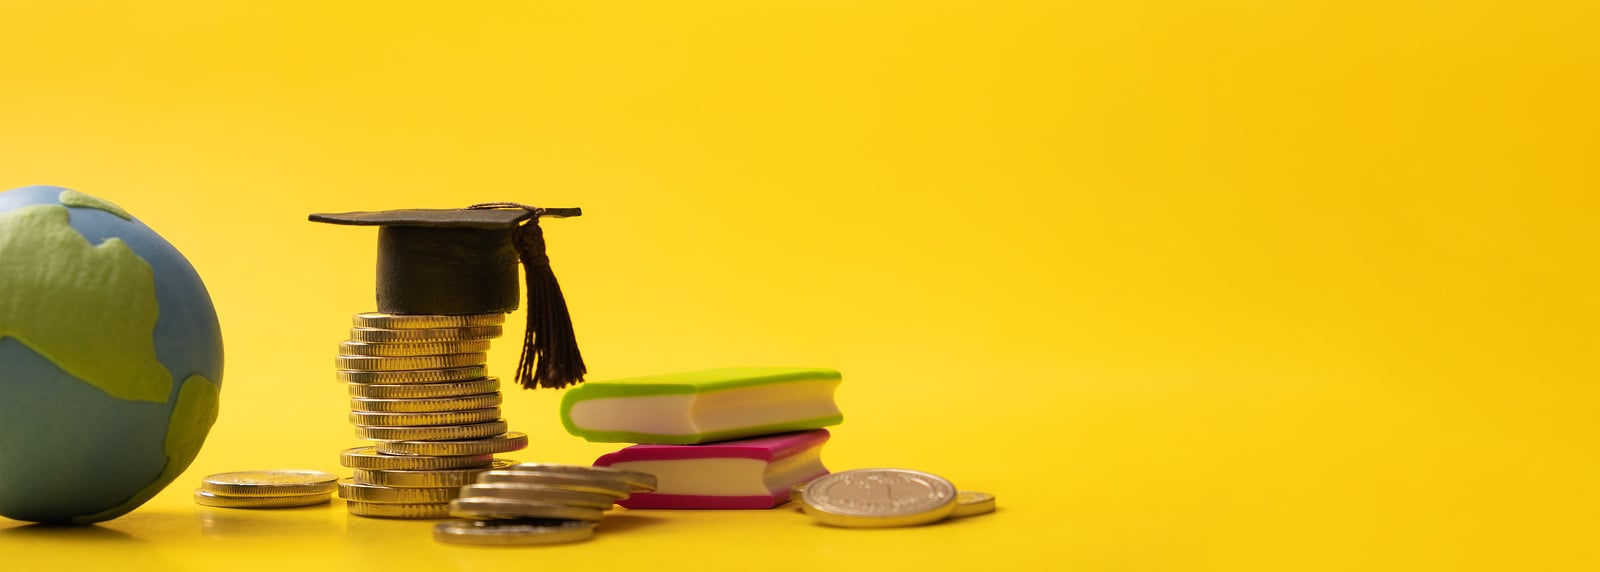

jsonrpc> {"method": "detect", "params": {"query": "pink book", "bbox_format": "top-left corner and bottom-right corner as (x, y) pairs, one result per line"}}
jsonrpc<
(593, 429), (830, 509)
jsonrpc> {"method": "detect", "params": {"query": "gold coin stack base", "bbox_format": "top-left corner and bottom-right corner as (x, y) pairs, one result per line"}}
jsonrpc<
(434, 463), (658, 545)
(335, 312), (529, 519)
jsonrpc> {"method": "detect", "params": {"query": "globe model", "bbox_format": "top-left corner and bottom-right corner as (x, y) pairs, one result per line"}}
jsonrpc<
(0, 185), (223, 524)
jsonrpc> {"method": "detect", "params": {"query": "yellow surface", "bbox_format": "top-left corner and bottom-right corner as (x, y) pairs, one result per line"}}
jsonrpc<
(0, 1), (1595, 570)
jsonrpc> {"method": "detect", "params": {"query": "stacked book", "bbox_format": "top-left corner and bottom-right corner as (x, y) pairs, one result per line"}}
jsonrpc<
(559, 367), (843, 509)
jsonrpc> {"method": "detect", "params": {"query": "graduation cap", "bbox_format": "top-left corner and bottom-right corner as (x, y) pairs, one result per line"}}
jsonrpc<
(310, 202), (586, 390)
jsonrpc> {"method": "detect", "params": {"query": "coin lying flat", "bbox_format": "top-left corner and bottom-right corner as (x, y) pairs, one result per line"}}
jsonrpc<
(353, 312), (505, 330)
(349, 377), (501, 399)
(346, 500), (452, 519)
(338, 479), (461, 504)
(351, 394), (502, 414)
(951, 491), (997, 518)
(193, 490), (331, 509)
(349, 408), (501, 427)
(449, 497), (607, 522)
(800, 468), (958, 528)
(509, 463), (657, 493)
(458, 483), (618, 510)
(349, 326), (502, 343)
(434, 518), (596, 546)
(335, 353), (489, 372)
(201, 470), (339, 497)
(791, 480), (997, 520)
(339, 446), (494, 470)
(355, 419), (509, 441)
(338, 365), (489, 384)
(476, 469), (633, 499)
(375, 432), (529, 457)
(352, 459), (518, 488)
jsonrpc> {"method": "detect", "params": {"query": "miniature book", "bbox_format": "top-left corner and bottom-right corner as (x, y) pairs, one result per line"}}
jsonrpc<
(594, 429), (830, 509)
(560, 367), (842, 444)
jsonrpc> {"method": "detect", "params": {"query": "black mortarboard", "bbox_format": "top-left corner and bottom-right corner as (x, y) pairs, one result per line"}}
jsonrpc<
(310, 203), (586, 389)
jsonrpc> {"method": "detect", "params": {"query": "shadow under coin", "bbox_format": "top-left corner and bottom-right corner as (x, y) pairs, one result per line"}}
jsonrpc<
(596, 511), (668, 534)
(0, 521), (143, 543)
(195, 502), (344, 538)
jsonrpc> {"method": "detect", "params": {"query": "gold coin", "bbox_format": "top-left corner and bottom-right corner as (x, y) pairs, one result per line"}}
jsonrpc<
(349, 325), (502, 343)
(448, 497), (607, 522)
(200, 470), (339, 497)
(354, 419), (507, 441)
(510, 463), (658, 492)
(476, 469), (633, 499)
(349, 407), (500, 427)
(193, 490), (331, 509)
(339, 340), (492, 357)
(348, 377), (501, 399)
(338, 446), (494, 470)
(334, 353), (488, 372)
(350, 393), (502, 413)
(433, 519), (595, 546)
(352, 459), (517, 488)
(346, 501), (452, 519)
(951, 491), (996, 518)
(337, 479), (461, 504)
(789, 480), (813, 504)
(353, 312), (505, 329)
(374, 432), (529, 457)
(338, 365), (488, 384)
(800, 468), (957, 528)
(457, 483), (616, 510)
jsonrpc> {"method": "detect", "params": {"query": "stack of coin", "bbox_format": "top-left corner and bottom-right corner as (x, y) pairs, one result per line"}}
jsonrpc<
(336, 312), (529, 519)
(194, 470), (338, 509)
(434, 463), (657, 545)
(794, 468), (997, 527)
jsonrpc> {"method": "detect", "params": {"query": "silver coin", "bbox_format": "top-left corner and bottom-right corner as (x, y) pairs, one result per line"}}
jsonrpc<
(800, 468), (957, 528)
(433, 518), (595, 546)
(448, 497), (607, 521)
(792, 480), (995, 519)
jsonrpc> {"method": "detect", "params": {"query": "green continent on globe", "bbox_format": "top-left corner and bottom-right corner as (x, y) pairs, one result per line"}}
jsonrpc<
(58, 189), (131, 220)
(0, 204), (171, 403)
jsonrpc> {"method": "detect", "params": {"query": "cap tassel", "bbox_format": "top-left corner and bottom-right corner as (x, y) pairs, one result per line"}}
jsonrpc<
(468, 202), (587, 390)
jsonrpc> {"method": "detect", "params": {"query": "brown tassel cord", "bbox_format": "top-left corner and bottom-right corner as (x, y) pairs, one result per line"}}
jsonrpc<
(466, 202), (587, 389)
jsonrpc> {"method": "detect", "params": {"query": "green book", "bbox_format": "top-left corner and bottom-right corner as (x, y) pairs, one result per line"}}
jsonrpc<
(559, 367), (843, 444)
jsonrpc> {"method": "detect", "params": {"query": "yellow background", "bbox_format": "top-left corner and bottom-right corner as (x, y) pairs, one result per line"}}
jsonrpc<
(1, 1), (1595, 570)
